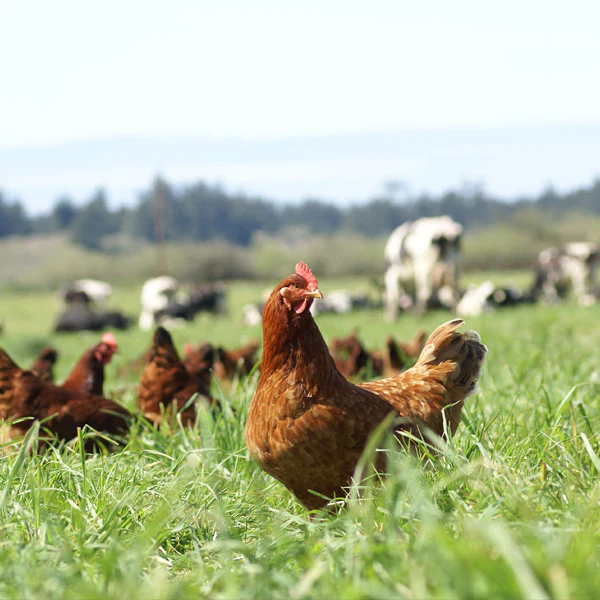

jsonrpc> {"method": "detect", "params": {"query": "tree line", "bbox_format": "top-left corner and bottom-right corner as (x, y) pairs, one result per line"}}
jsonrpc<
(1, 176), (600, 250)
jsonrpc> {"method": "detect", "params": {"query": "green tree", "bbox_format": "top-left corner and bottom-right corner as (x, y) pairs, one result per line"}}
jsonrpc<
(52, 197), (77, 229)
(0, 192), (32, 237)
(281, 199), (343, 234)
(70, 189), (118, 250)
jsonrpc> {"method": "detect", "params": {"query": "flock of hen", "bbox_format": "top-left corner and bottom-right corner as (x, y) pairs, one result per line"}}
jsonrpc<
(0, 262), (487, 512)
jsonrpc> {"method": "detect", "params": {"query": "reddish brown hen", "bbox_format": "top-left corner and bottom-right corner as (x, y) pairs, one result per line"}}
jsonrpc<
(30, 346), (59, 382)
(329, 330), (384, 379)
(0, 346), (131, 449)
(216, 339), (260, 379)
(398, 328), (428, 359)
(183, 339), (260, 384)
(383, 329), (427, 376)
(246, 262), (487, 510)
(138, 327), (219, 427)
(62, 332), (118, 396)
(183, 341), (222, 384)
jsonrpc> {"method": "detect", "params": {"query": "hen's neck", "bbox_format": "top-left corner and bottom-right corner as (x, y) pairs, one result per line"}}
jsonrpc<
(260, 299), (337, 389)
(63, 351), (104, 396)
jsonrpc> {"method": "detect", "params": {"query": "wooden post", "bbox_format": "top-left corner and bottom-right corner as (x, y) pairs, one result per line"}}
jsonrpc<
(154, 176), (166, 275)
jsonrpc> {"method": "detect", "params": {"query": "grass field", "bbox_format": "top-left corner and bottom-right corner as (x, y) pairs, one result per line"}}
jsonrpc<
(1, 271), (600, 599)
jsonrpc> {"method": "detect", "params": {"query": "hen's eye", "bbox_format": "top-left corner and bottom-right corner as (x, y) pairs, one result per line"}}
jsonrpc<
(291, 284), (298, 290)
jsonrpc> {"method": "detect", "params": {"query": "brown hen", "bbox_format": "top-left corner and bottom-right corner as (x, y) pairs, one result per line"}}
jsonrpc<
(217, 339), (260, 379)
(0, 347), (131, 449)
(329, 330), (384, 379)
(138, 327), (219, 427)
(183, 339), (260, 387)
(183, 342), (222, 384)
(62, 332), (118, 396)
(246, 262), (487, 510)
(383, 329), (427, 376)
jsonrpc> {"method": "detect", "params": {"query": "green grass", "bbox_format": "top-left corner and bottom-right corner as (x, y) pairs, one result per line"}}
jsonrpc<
(1, 272), (600, 598)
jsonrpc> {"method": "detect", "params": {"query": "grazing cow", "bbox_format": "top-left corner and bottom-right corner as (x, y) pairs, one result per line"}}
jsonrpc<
(54, 304), (131, 332)
(457, 281), (537, 317)
(384, 215), (463, 320)
(186, 283), (227, 315)
(60, 279), (113, 307)
(310, 290), (376, 316)
(139, 276), (179, 331)
(535, 242), (600, 306)
(153, 283), (227, 325)
(63, 290), (92, 305)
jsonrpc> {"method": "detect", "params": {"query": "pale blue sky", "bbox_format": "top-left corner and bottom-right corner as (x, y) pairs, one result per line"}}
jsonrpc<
(1, 0), (599, 210)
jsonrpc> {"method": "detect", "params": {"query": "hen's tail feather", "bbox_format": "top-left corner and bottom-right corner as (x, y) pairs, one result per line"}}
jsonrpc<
(415, 318), (487, 398)
(0, 348), (21, 374)
(151, 327), (180, 364)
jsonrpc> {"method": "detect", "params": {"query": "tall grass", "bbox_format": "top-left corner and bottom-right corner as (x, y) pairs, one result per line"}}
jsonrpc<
(1, 279), (600, 598)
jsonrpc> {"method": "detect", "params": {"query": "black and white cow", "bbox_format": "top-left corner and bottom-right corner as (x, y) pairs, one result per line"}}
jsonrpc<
(54, 304), (131, 332)
(310, 290), (379, 316)
(139, 277), (227, 330)
(60, 279), (113, 307)
(457, 281), (537, 316)
(535, 242), (600, 306)
(138, 276), (180, 331)
(153, 283), (227, 324)
(55, 278), (130, 332)
(384, 215), (463, 320)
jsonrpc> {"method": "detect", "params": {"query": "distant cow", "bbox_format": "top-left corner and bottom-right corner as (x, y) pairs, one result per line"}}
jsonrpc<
(384, 215), (463, 320)
(139, 276), (179, 331)
(310, 290), (377, 316)
(54, 304), (131, 332)
(153, 283), (227, 325)
(535, 242), (600, 306)
(60, 279), (113, 307)
(186, 283), (227, 315)
(457, 281), (537, 317)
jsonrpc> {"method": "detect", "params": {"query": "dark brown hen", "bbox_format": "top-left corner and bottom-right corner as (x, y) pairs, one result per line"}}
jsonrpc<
(329, 330), (383, 379)
(383, 329), (427, 376)
(246, 262), (487, 510)
(138, 327), (219, 427)
(0, 346), (131, 449)
(183, 339), (260, 387)
(216, 339), (260, 379)
(182, 342), (221, 387)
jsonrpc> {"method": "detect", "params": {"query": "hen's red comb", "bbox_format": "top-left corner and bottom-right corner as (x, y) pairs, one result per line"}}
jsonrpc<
(102, 332), (117, 348)
(295, 262), (318, 292)
(183, 342), (194, 356)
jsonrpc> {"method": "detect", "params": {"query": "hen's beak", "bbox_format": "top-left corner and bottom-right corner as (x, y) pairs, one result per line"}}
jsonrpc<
(307, 289), (323, 300)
